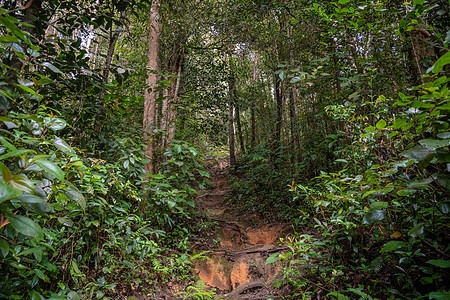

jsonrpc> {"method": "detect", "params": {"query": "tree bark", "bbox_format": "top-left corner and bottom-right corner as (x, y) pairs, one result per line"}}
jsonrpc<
(228, 76), (236, 170)
(143, 0), (162, 174)
(235, 103), (245, 154)
(100, 11), (126, 103)
(251, 51), (258, 148)
(273, 72), (282, 170)
(166, 49), (184, 143)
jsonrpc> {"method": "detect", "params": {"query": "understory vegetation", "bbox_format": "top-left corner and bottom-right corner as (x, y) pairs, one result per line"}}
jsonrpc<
(1, 0), (449, 299)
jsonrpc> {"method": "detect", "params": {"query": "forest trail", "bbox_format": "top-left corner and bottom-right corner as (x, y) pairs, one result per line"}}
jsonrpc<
(191, 158), (290, 299)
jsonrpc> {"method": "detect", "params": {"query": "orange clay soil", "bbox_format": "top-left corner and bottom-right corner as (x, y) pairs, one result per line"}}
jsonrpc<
(192, 158), (290, 299)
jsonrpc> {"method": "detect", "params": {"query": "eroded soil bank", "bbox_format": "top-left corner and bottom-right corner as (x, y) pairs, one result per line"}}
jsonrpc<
(192, 158), (290, 299)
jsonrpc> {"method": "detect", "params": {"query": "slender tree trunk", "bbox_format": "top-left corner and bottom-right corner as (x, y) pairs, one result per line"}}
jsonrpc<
(94, 12), (125, 133)
(167, 51), (184, 142)
(273, 73), (282, 170)
(406, 26), (435, 86)
(143, 0), (162, 174)
(289, 87), (299, 164)
(228, 76), (236, 169)
(251, 51), (258, 148)
(235, 103), (245, 154)
(163, 41), (185, 147)
(100, 11), (126, 103)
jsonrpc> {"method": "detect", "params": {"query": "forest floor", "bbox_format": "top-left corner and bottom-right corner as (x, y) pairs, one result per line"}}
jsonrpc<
(188, 157), (291, 299)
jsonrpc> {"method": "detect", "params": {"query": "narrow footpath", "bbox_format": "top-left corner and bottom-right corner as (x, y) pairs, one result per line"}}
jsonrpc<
(192, 158), (290, 299)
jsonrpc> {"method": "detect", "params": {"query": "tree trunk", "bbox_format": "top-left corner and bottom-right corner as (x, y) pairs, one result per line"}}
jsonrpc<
(406, 25), (435, 86)
(162, 40), (185, 149)
(143, 0), (162, 175)
(251, 51), (258, 148)
(167, 50), (184, 143)
(228, 77), (236, 170)
(273, 73), (282, 170)
(99, 11), (126, 103)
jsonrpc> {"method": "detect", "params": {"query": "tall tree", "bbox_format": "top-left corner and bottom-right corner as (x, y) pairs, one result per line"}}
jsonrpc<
(143, 0), (162, 174)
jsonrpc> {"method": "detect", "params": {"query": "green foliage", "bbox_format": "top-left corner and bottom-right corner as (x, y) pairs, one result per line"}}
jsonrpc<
(176, 280), (216, 300)
(265, 39), (450, 299)
(0, 3), (208, 298)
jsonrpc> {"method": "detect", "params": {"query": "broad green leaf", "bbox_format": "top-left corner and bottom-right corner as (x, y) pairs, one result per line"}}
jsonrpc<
(362, 189), (377, 199)
(381, 241), (407, 253)
(15, 194), (46, 215)
(64, 184), (86, 209)
(335, 159), (348, 164)
(363, 210), (385, 224)
(67, 291), (82, 300)
(427, 260), (450, 268)
(393, 118), (407, 129)
(6, 213), (43, 239)
(0, 161), (12, 181)
(290, 76), (302, 83)
(44, 117), (67, 131)
(397, 189), (417, 196)
(34, 269), (49, 282)
(35, 159), (64, 181)
(189, 148), (198, 156)
(432, 173), (450, 190)
(71, 260), (81, 274)
(0, 238), (9, 257)
(53, 138), (74, 154)
(9, 174), (35, 194)
(376, 119), (387, 130)
(17, 246), (46, 256)
(347, 288), (368, 298)
(41, 62), (63, 74)
(16, 84), (42, 98)
(413, 0), (425, 5)
(370, 201), (388, 210)
(420, 276), (433, 284)
(0, 149), (36, 161)
(407, 178), (433, 188)
(0, 16), (30, 45)
(0, 180), (22, 204)
(15, 194), (44, 204)
(429, 291), (450, 299)
(419, 139), (450, 150)
(167, 200), (176, 209)
(198, 170), (210, 177)
(408, 223), (424, 237)
(437, 132), (450, 139)
(173, 144), (182, 154)
(400, 145), (435, 161)
(265, 252), (281, 264)
(0, 137), (16, 151)
(0, 35), (19, 43)
(432, 51), (450, 74)
(327, 292), (350, 300)
(57, 217), (74, 226)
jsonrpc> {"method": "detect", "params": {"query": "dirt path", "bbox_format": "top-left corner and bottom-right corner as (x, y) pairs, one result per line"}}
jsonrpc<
(192, 158), (289, 299)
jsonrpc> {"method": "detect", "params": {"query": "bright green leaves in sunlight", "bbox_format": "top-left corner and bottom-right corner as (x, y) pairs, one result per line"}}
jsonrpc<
(375, 119), (387, 130)
(428, 51), (450, 74)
